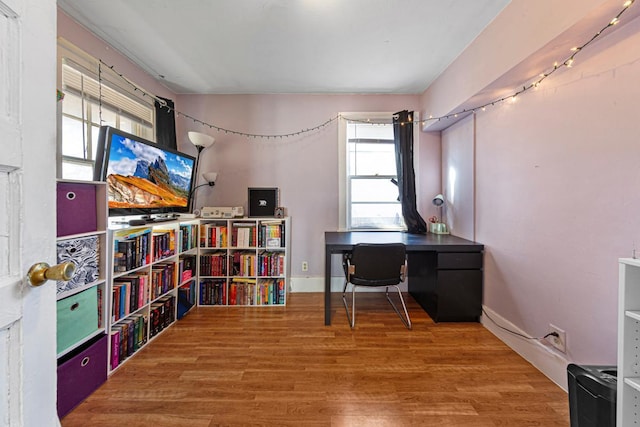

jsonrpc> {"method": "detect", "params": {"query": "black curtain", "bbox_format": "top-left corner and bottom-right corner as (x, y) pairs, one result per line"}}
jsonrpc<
(155, 96), (177, 150)
(393, 110), (427, 234)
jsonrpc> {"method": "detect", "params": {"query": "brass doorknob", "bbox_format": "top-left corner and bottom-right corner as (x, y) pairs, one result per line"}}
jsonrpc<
(27, 262), (76, 287)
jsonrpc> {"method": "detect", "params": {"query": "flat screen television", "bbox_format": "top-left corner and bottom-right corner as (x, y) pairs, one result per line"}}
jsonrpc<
(94, 126), (196, 218)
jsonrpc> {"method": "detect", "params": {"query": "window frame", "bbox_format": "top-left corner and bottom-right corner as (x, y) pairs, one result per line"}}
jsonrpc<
(56, 38), (156, 180)
(339, 113), (414, 231)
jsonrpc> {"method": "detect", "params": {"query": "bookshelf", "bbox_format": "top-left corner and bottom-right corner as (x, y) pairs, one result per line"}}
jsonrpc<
(55, 180), (109, 418)
(106, 218), (199, 372)
(617, 258), (640, 426)
(198, 217), (290, 306)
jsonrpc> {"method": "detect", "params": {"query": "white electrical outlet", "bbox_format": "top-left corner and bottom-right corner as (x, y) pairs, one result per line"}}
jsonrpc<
(302, 261), (308, 272)
(548, 324), (566, 353)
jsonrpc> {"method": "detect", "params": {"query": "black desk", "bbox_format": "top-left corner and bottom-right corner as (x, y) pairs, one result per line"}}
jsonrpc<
(324, 231), (484, 325)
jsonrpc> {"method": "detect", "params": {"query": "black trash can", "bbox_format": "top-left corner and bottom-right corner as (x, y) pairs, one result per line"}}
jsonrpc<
(567, 364), (617, 427)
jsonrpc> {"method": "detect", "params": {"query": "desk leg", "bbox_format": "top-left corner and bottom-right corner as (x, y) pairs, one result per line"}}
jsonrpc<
(325, 247), (332, 325)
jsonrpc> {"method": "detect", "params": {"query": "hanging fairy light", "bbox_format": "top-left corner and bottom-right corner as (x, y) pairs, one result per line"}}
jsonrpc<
(98, 0), (634, 131)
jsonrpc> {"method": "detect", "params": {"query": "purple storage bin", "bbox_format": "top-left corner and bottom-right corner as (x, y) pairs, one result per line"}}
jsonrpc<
(57, 182), (97, 237)
(57, 334), (108, 418)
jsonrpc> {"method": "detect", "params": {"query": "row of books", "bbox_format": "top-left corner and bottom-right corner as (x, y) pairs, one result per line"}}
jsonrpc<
(150, 262), (175, 300)
(231, 251), (256, 276)
(113, 229), (151, 272)
(152, 230), (175, 260)
(229, 278), (285, 306)
(199, 278), (286, 306)
(198, 221), (285, 249)
(200, 252), (228, 276)
(179, 224), (198, 252)
(257, 221), (285, 248)
(110, 312), (147, 370)
(178, 255), (196, 284)
(199, 279), (226, 305)
(199, 224), (228, 248)
(112, 273), (149, 322)
(231, 224), (257, 248)
(149, 296), (176, 339)
(257, 251), (285, 277)
(109, 295), (176, 371)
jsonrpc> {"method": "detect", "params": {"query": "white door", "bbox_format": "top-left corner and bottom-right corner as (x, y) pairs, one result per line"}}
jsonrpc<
(0, 0), (59, 426)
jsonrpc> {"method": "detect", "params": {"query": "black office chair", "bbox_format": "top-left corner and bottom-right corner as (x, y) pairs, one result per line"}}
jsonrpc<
(342, 243), (412, 329)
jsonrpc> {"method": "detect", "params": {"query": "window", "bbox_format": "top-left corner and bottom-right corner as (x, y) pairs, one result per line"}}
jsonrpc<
(341, 117), (404, 230)
(58, 40), (155, 180)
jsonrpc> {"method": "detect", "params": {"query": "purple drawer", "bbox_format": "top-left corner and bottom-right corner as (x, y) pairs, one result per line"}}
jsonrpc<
(57, 334), (108, 418)
(57, 182), (97, 237)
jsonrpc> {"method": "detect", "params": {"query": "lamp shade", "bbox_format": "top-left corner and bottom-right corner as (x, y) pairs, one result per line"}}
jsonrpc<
(432, 194), (445, 207)
(202, 172), (218, 183)
(188, 131), (215, 148)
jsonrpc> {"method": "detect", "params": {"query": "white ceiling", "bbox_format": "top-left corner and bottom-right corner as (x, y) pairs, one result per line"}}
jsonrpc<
(57, 0), (511, 95)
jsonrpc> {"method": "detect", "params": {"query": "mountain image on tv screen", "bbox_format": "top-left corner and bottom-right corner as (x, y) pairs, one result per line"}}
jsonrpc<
(105, 134), (194, 209)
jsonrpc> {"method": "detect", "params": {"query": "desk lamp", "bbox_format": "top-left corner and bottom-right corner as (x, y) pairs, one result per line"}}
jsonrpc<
(430, 194), (449, 234)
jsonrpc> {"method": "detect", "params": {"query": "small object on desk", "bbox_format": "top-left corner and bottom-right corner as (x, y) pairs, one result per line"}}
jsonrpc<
(429, 222), (449, 234)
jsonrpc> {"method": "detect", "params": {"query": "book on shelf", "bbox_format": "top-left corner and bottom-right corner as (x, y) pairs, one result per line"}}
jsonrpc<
(179, 223), (198, 251)
(114, 228), (151, 272)
(152, 228), (176, 260)
(199, 224), (228, 248)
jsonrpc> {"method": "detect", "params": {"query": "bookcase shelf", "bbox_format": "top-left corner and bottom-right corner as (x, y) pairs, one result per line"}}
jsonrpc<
(55, 179), (109, 418)
(56, 180), (108, 354)
(107, 219), (198, 372)
(198, 217), (290, 307)
(60, 213), (290, 409)
(617, 258), (640, 426)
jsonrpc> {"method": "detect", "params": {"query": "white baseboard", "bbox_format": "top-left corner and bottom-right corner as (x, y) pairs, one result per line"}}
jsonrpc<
(481, 305), (569, 392)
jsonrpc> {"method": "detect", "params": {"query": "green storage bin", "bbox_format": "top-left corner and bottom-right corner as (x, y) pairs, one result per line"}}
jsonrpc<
(57, 286), (99, 354)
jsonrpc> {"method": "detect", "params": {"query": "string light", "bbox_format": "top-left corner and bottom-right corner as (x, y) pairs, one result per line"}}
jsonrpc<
(97, 0), (634, 131)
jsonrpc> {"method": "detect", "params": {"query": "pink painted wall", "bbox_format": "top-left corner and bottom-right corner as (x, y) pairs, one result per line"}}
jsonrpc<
(421, 0), (613, 124)
(479, 19), (640, 364)
(175, 94), (437, 277)
(432, 8), (640, 364)
(442, 115), (475, 241)
(57, 8), (176, 108)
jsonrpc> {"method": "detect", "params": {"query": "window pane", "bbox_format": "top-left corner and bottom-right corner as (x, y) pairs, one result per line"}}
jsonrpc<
(349, 142), (396, 175)
(351, 178), (399, 202)
(90, 125), (100, 160)
(92, 102), (116, 127)
(62, 160), (94, 180)
(347, 122), (394, 139)
(139, 124), (154, 141)
(61, 116), (86, 158)
(119, 116), (133, 133)
(61, 92), (83, 118)
(351, 203), (404, 229)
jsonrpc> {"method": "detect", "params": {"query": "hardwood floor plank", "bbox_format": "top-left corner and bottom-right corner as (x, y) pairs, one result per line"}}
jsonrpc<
(61, 293), (568, 426)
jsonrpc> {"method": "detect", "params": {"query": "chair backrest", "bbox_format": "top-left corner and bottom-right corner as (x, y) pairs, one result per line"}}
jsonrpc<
(348, 243), (406, 286)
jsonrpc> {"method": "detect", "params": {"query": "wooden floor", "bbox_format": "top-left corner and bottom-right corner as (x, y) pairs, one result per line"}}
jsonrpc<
(61, 293), (569, 426)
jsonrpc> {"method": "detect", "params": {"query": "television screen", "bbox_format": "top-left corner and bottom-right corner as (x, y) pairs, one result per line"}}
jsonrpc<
(94, 126), (196, 217)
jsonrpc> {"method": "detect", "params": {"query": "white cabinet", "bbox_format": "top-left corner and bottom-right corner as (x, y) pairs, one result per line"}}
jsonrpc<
(198, 217), (290, 306)
(617, 258), (640, 426)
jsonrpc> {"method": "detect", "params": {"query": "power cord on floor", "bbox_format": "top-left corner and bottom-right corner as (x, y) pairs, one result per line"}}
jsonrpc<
(481, 308), (559, 341)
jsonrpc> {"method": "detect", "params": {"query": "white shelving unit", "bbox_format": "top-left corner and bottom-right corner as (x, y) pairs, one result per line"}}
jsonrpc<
(106, 218), (199, 373)
(617, 258), (640, 426)
(198, 217), (290, 306)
